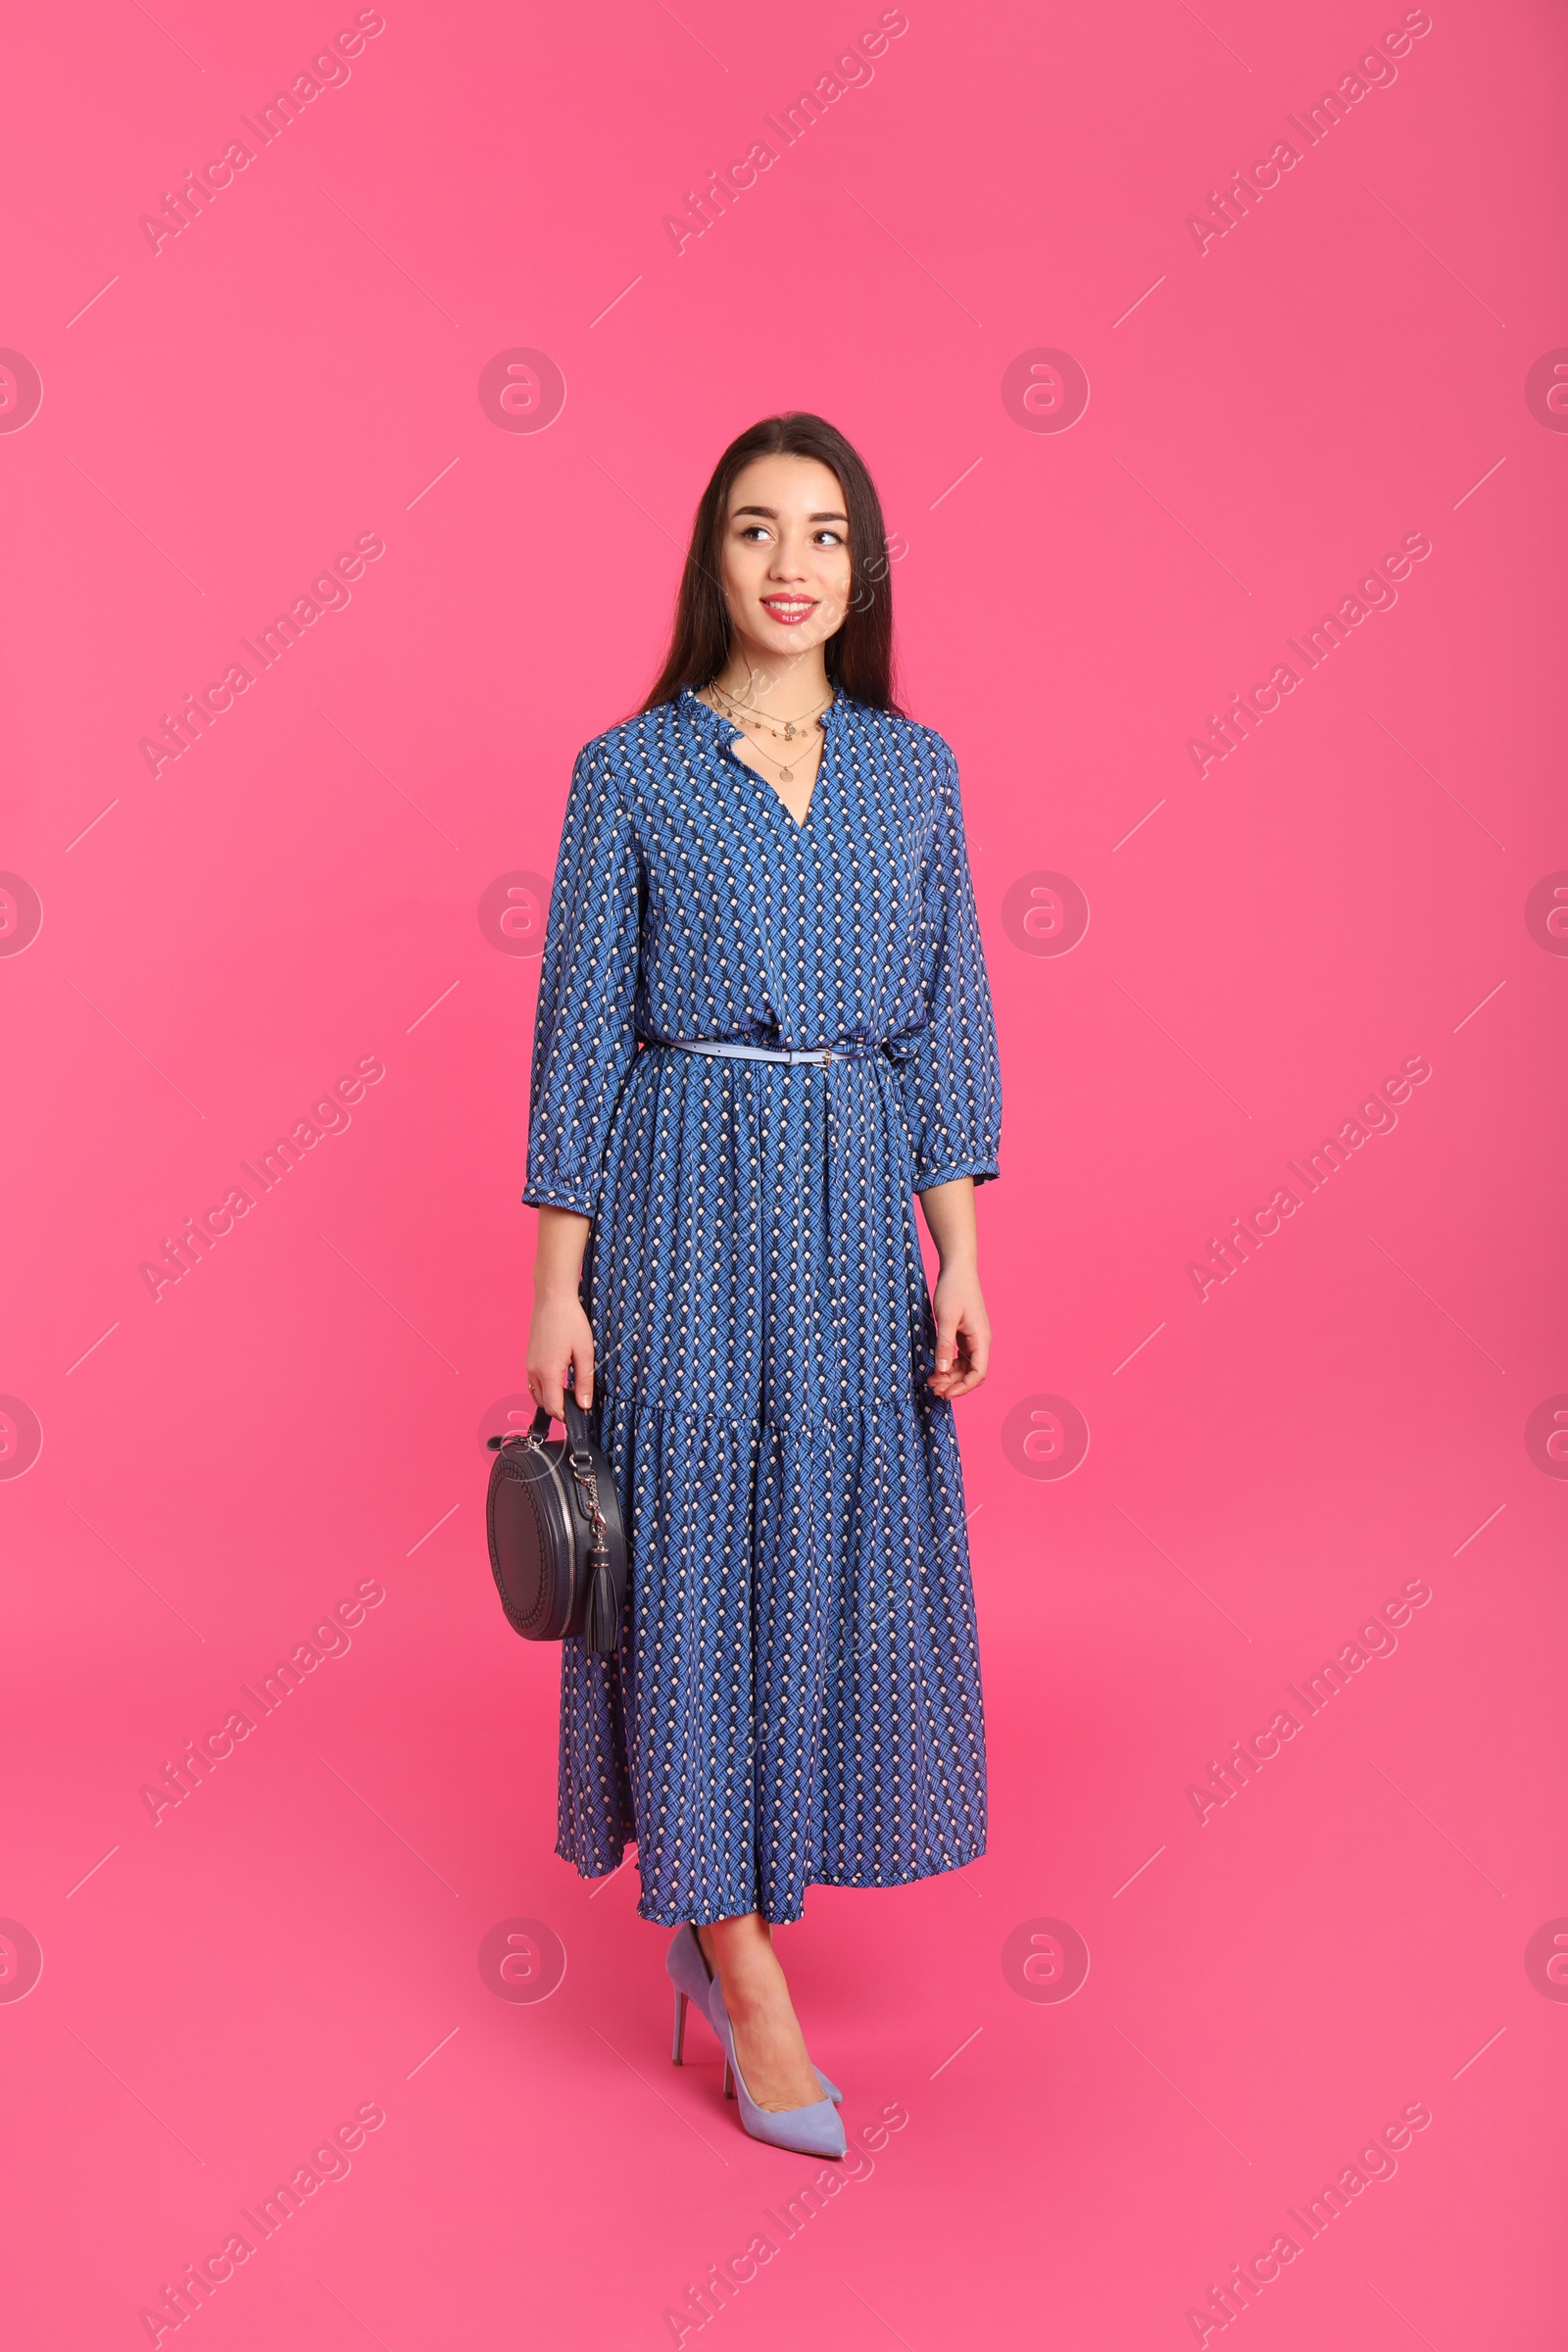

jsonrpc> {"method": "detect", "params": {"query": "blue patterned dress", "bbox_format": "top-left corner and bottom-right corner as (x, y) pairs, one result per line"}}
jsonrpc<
(522, 685), (1002, 1926)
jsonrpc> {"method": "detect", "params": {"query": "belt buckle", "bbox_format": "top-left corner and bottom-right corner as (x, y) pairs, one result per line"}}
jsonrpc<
(818, 1049), (833, 1068)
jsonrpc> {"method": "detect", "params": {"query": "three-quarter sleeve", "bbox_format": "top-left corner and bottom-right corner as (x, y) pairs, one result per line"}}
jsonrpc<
(890, 739), (1003, 1192)
(522, 745), (642, 1217)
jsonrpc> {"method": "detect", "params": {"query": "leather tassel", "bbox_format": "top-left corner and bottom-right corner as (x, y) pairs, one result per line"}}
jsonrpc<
(587, 1554), (617, 1654)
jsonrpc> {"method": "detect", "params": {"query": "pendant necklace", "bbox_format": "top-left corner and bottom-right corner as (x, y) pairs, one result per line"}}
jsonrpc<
(705, 681), (833, 784)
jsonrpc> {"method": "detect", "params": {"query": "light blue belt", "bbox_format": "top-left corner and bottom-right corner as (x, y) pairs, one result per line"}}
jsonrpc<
(657, 1038), (883, 1068)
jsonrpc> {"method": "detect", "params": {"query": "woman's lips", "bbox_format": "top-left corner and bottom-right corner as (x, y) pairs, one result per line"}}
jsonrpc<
(761, 598), (817, 625)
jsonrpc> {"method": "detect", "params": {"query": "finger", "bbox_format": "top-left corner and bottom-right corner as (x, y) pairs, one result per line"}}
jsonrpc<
(537, 1367), (565, 1418)
(573, 1329), (595, 1409)
(935, 1316), (987, 1397)
(932, 1304), (960, 1378)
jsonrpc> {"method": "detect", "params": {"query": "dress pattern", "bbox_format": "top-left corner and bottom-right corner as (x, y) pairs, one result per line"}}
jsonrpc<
(523, 685), (1002, 1925)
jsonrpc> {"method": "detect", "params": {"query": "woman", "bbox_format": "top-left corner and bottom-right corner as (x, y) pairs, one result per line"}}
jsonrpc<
(522, 412), (1002, 2157)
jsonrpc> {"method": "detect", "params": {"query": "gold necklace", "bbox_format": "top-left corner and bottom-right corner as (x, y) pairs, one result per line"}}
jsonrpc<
(707, 679), (833, 742)
(730, 724), (825, 788)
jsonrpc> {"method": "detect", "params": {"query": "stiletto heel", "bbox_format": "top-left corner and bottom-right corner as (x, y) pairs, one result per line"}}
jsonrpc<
(664, 1924), (842, 2100)
(707, 1980), (846, 2159)
(722, 2056), (735, 2098)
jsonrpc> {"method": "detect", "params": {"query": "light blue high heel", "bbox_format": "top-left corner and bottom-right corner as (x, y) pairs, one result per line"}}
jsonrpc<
(664, 1925), (841, 2102)
(706, 1977), (847, 2159)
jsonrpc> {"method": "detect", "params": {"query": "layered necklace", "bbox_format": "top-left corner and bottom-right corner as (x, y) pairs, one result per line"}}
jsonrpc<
(705, 676), (834, 785)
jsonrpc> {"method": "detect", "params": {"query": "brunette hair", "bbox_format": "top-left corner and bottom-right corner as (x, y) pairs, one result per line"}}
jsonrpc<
(639, 412), (903, 713)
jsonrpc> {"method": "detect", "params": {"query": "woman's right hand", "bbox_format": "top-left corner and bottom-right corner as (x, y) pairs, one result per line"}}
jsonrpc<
(526, 1206), (596, 1416)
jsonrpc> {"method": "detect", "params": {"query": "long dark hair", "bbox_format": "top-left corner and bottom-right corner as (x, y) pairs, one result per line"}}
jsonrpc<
(640, 412), (903, 714)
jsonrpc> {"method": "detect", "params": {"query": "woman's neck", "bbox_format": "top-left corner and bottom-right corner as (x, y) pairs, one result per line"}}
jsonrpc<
(710, 637), (832, 716)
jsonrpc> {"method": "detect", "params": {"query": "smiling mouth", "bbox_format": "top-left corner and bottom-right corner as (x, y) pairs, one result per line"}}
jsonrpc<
(761, 598), (817, 624)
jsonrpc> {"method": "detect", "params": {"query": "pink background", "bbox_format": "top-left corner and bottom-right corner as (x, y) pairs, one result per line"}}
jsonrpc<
(3, 0), (1566, 2344)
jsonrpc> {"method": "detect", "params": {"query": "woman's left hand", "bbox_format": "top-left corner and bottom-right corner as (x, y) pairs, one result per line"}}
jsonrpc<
(928, 1267), (991, 1399)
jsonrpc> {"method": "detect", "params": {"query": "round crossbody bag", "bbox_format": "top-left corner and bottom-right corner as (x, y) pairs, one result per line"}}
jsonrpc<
(484, 1395), (627, 1655)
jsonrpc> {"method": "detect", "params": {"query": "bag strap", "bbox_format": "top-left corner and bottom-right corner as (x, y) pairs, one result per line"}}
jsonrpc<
(485, 1396), (591, 1452)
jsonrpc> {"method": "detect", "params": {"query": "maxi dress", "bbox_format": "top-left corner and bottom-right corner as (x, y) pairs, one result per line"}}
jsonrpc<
(522, 685), (1003, 1926)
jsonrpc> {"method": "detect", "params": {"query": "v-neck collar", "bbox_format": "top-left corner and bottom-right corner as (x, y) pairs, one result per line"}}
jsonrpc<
(678, 683), (850, 839)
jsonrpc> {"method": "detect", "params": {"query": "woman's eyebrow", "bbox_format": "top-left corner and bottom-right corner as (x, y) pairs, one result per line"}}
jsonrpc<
(732, 505), (850, 522)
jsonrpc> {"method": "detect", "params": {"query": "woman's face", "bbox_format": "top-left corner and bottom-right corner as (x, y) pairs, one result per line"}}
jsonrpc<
(716, 454), (853, 675)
